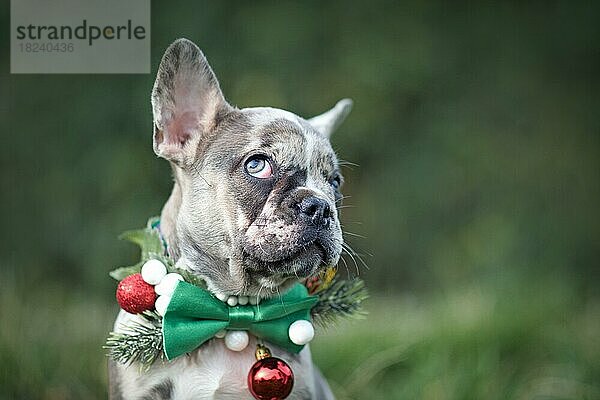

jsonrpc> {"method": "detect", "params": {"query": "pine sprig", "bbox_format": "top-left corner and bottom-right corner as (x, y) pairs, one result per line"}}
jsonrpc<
(104, 321), (164, 369)
(119, 217), (165, 261)
(311, 277), (369, 327)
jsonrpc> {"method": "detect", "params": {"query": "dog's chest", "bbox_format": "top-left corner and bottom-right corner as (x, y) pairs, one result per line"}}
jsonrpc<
(113, 311), (316, 400)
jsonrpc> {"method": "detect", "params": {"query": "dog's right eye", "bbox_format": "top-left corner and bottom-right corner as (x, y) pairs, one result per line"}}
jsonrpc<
(244, 155), (273, 179)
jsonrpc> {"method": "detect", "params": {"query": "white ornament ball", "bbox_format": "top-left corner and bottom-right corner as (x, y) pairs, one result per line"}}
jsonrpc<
(154, 295), (172, 316)
(141, 259), (167, 285)
(154, 273), (183, 296)
(215, 329), (227, 339)
(227, 296), (238, 307)
(249, 296), (260, 305)
(215, 292), (228, 302)
(238, 296), (249, 305)
(224, 330), (249, 352)
(288, 320), (315, 345)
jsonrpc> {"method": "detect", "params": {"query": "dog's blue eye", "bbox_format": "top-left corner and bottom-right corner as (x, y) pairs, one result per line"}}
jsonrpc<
(330, 175), (342, 190)
(244, 156), (273, 179)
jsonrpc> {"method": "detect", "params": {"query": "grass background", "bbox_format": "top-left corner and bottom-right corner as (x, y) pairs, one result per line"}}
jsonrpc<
(1, 1), (599, 399)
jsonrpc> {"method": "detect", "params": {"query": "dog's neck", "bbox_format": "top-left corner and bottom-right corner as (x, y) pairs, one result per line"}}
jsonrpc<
(159, 187), (180, 257)
(159, 165), (185, 261)
(159, 165), (225, 272)
(158, 171), (258, 301)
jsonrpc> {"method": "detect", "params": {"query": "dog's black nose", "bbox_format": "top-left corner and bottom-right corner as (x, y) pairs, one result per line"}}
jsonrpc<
(298, 196), (331, 228)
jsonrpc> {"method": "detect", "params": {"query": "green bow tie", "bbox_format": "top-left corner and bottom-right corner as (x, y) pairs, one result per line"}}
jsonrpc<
(162, 281), (318, 360)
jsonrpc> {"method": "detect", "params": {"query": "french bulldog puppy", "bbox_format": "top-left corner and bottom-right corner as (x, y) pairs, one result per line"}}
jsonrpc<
(109, 38), (352, 400)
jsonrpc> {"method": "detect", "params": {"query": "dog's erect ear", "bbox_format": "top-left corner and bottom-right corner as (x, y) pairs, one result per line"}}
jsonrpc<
(151, 38), (231, 164)
(308, 98), (353, 138)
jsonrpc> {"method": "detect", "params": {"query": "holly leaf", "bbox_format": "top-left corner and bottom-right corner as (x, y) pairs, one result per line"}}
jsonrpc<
(109, 262), (143, 281)
(109, 217), (206, 286)
(119, 228), (164, 260)
(110, 217), (169, 281)
(119, 217), (169, 263)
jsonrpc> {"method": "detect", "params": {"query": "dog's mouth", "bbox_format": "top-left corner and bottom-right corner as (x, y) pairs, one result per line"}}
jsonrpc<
(242, 239), (332, 279)
(177, 228), (340, 299)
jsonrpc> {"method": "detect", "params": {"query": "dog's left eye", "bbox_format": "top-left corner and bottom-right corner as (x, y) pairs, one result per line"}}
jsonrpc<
(244, 155), (273, 179)
(330, 174), (342, 190)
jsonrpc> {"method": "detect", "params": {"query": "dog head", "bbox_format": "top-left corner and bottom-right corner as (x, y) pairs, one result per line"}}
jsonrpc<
(151, 39), (352, 297)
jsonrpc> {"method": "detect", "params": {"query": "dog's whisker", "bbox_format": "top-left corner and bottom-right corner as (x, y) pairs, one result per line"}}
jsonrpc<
(255, 283), (267, 313)
(335, 195), (352, 204)
(342, 242), (370, 272)
(293, 265), (300, 281)
(343, 231), (366, 239)
(341, 244), (360, 276)
(338, 159), (360, 168)
(339, 253), (351, 276)
(191, 162), (213, 188)
(257, 242), (269, 258)
(340, 221), (364, 230)
(342, 244), (373, 258)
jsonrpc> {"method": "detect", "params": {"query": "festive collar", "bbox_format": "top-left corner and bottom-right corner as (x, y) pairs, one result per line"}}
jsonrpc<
(105, 217), (367, 398)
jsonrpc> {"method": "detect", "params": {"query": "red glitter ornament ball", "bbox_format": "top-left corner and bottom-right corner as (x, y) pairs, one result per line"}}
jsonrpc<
(247, 357), (294, 400)
(116, 273), (157, 314)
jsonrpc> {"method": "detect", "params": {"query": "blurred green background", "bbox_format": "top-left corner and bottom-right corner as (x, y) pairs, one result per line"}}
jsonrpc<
(1, 1), (599, 399)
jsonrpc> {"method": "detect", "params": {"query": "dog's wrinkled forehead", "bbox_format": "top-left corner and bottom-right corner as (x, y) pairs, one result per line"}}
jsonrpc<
(242, 107), (337, 174)
(201, 106), (338, 183)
